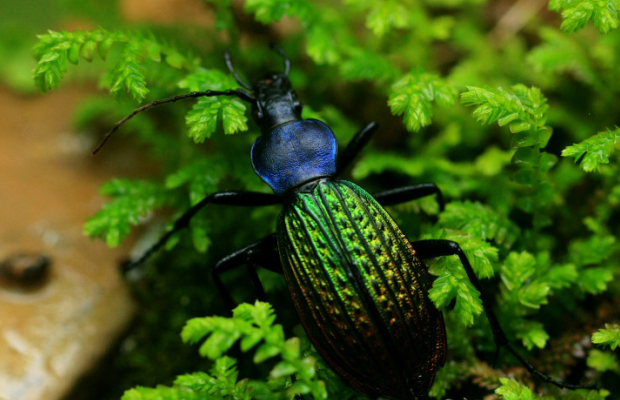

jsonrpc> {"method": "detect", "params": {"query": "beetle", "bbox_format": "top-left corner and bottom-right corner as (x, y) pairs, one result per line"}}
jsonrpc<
(96, 46), (591, 399)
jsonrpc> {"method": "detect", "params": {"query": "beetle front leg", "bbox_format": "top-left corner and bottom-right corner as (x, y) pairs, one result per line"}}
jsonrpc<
(410, 239), (593, 391)
(123, 191), (281, 271)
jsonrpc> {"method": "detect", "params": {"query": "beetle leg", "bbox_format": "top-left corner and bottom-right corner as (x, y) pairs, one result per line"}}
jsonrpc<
(212, 233), (281, 309)
(212, 263), (268, 310)
(373, 183), (445, 211)
(123, 191), (281, 272)
(410, 239), (594, 391)
(212, 235), (305, 400)
(410, 239), (508, 348)
(336, 121), (379, 174)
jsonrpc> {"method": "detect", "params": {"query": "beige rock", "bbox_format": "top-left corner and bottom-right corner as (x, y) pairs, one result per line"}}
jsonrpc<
(0, 88), (135, 400)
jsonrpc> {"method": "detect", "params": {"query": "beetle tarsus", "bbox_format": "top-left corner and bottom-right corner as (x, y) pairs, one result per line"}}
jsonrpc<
(504, 344), (596, 390)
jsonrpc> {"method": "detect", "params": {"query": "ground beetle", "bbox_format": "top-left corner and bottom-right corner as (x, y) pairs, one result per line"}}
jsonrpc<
(96, 46), (591, 399)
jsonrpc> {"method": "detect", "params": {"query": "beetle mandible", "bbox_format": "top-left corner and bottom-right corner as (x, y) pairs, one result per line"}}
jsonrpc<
(96, 45), (591, 399)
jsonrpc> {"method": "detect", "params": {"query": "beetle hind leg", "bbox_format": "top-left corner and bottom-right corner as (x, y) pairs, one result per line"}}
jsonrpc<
(410, 239), (594, 391)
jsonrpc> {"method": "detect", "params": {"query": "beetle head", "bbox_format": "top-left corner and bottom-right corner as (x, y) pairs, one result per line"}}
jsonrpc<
(251, 72), (303, 132)
(91, 45), (302, 154)
(224, 46), (302, 133)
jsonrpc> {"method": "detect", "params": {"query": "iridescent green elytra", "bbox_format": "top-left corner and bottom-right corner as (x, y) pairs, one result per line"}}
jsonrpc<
(277, 179), (446, 399)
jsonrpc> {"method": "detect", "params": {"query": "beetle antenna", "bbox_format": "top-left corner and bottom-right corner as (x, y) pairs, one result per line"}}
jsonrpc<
(92, 89), (255, 155)
(269, 44), (291, 76)
(224, 51), (252, 90)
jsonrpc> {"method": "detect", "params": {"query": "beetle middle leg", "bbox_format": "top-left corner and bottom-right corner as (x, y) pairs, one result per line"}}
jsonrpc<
(410, 239), (593, 390)
(212, 233), (281, 308)
(335, 121), (446, 211)
(212, 234), (305, 400)
(373, 183), (445, 211)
